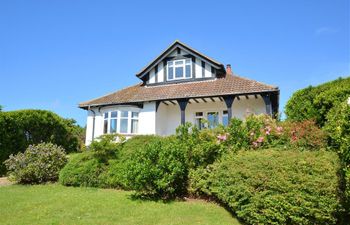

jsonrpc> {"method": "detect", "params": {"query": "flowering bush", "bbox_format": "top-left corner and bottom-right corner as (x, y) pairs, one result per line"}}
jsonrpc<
(281, 120), (327, 150)
(224, 114), (326, 150)
(5, 143), (67, 184)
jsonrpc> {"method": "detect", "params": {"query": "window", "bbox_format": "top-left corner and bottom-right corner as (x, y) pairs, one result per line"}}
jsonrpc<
(195, 112), (205, 130)
(120, 111), (129, 133)
(103, 112), (109, 134)
(222, 110), (228, 126)
(110, 111), (118, 133)
(131, 112), (139, 133)
(167, 59), (192, 80)
(103, 110), (139, 134)
(207, 112), (219, 129)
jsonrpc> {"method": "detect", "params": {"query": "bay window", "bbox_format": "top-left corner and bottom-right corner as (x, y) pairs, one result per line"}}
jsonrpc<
(222, 110), (228, 126)
(167, 59), (192, 80)
(103, 110), (139, 134)
(120, 111), (129, 133)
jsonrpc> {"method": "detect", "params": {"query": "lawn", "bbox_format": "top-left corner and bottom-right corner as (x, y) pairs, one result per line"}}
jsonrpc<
(0, 184), (241, 225)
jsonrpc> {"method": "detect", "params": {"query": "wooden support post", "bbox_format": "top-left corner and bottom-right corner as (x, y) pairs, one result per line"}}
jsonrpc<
(177, 99), (189, 125)
(223, 95), (235, 123)
(261, 93), (272, 116)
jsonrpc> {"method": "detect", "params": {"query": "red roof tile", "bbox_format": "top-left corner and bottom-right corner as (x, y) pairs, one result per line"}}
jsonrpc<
(79, 74), (278, 108)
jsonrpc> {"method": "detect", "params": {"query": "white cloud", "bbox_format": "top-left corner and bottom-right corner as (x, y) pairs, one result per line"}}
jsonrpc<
(315, 27), (338, 35)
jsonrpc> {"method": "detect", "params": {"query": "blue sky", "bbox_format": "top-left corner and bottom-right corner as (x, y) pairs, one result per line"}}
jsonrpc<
(0, 0), (349, 126)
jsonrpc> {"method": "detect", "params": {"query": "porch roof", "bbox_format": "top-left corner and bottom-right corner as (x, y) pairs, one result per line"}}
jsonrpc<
(79, 74), (278, 109)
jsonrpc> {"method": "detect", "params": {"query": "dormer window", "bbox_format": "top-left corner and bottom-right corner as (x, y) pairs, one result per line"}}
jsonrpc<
(167, 59), (192, 81)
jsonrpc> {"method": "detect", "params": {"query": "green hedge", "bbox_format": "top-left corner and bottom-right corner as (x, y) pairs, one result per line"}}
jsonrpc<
(285, 77), (350, 126)
(59, 152), (106, 187)
(193, 149), (342, 225)
(0, 110), (83, 175)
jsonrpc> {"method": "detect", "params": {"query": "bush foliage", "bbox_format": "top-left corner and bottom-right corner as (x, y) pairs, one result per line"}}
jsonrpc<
(59, 152), (106, 187)
(285, 77), (350, 126)
(4, 143), (67, 184)
(0, 110), (83, 175)
(192, 149), (342, 225)
(123, 137), (188, 198)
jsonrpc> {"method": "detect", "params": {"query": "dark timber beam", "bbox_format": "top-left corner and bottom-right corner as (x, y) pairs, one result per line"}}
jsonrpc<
(177, 99), (189, 125)
(193, 98), (199, 103)
(163, 101), (169, 106)
(210, 97), (216, 102)
(169, 100), (176, 105)
(261, 93), (272, 116)
(201, 98), (207, 103)
(156, 101), (161, 112)
(254, 94), (258, 99)
(245, 95), (249, 100)
(219, 97), (224, 102)
(223, 95), (236, 123)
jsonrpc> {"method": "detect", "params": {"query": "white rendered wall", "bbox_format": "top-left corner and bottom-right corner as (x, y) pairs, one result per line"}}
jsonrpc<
(138, 102), (156, 134)
(155, 96), (267, 136)
(85, 102), (157, 145)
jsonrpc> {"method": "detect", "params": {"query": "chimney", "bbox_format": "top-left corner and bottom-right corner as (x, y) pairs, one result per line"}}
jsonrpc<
(226, 64), (233, 75)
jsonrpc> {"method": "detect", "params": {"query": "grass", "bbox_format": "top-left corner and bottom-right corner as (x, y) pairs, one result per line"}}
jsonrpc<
(0, 184), (241, 225)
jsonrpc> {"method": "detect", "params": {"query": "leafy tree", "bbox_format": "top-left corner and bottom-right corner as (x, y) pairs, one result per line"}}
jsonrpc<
(285, 77), (350, 126)
(0, 110), (82, 175)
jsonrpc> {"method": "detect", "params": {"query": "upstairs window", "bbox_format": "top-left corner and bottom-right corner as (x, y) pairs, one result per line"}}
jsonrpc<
(167, 59), (192, 81)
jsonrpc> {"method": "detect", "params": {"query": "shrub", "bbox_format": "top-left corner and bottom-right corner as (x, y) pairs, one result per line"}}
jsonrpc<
(175, 123), (225, 169)
(87, 134), (124, 163)
(198, 149), (342, 225)
(281, 120), (327, 150)
(4, 143), (67, 184)
(0, 110), (83, 175)
(285, 77), (350, 126)
(123, 136), (188, 198)
(99, 159), (127, 189)
(120, 135), (160, 159)
(59, 152), (106, 187)
(324, 101), (350, 164)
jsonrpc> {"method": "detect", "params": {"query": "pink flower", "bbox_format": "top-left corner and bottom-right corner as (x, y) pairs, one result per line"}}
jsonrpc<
(257, 136), (264, 143)
(265, 126), (271, 135)
(252, 142), (258, 147)
(217, 134), (227, 142)
(276, 126), (283, 133)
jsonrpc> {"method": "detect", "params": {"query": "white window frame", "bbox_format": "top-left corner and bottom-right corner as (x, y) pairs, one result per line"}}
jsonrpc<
(103, 110), (139, 135)
(194, 112), (205, 130)
(167, 59), (192, 81)
(194, 110), (228, 129)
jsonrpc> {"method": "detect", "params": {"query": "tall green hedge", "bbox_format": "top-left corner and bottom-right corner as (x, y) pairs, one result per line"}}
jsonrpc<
(196, 149), (342, 225)
(285, 77), (350, 126)
(0, 110), (82, 175)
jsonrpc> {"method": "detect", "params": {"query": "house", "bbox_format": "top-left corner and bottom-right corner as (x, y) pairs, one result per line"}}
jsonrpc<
(79, 40), (279, 145)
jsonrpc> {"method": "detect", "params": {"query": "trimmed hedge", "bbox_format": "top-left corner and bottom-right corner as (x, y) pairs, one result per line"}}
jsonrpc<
(192, 149), (342, 225)
(59, 152), (106, 187)
(0, 110), (83, 175)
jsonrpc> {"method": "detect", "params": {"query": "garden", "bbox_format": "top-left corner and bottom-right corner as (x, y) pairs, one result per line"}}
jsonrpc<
(1, 77), (349, 225)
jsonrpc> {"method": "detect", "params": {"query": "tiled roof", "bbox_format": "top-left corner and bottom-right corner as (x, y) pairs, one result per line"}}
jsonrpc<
(79, 74), (278, 108)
